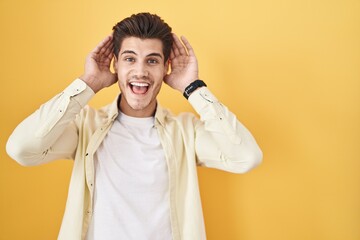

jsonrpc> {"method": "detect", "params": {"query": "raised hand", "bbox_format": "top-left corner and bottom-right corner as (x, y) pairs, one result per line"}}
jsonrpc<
(164, 34), (199, 93)
(80, 35), (117, 93)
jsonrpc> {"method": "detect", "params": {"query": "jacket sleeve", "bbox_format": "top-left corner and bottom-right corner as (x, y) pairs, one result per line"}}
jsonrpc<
(188, 87), (263, 174)
(6, 79), (95, 166)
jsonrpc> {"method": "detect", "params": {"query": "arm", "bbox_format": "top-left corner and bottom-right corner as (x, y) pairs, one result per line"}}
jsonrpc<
(6, 35), (117, 166)
(189, 88), (262, 173)
(165, 34), (262, 173)
(6, 81), (94, 166)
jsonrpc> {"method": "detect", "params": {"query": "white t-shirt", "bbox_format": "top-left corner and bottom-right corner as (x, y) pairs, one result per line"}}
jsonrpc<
(86, 112), (172, 240)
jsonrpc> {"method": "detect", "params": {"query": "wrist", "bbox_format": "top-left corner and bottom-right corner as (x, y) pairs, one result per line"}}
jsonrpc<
(79, 74), (102, 93)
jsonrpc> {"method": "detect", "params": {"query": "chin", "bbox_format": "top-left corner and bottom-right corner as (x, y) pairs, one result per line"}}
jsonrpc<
(128, 98), (153, 111)
(120, 89), (158, 116)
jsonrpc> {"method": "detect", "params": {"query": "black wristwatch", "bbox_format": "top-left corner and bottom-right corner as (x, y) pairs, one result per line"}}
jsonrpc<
(183, 80), (207, 99)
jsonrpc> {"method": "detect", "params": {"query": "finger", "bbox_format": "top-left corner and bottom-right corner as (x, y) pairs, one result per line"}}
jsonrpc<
(173, 33), (187, 56)
(172, 37), (180, 57)
(169, 48), (175, 60)
(99, 38), (113, 56)
(180, 36), (196, 56)
(100, 35), (113, 52)
(107, 47), (115, 61)
(103, 43), (114, 59)
(92, 35), (113, 54)
(98, 38), (114, 62)
(100, 47), (114, 64)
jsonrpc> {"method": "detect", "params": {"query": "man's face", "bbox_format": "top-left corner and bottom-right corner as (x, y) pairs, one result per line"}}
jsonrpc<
(114, 37), (168, 117)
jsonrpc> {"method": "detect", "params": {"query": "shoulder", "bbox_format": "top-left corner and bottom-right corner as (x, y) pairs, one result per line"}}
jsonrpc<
(76, 97), (118, 127)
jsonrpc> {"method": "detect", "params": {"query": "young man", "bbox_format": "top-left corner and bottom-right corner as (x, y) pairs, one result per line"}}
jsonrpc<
(6, 13), (262, 240)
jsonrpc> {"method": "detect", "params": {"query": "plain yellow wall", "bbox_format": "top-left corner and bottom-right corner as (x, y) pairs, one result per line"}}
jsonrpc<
(1, 0), (359, 239)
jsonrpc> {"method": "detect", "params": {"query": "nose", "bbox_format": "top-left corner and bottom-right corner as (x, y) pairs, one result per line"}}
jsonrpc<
(132, 62), (148, 79)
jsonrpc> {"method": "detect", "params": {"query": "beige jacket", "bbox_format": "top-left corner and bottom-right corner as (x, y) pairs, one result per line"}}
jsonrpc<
(6, 79), (262, 240)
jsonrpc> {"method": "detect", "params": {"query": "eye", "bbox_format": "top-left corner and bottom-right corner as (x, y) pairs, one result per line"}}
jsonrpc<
(124, 57), (135, 62)
(147, 58), (159, 64)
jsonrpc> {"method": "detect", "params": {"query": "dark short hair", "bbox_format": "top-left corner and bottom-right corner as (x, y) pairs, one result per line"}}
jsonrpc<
(112, 13), (173, 63)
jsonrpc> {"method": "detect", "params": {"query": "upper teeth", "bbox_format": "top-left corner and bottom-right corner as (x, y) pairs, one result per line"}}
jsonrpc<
(130, 82), (149, 87)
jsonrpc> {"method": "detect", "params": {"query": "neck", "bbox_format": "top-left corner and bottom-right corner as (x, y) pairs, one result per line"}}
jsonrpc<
(119, 95), (157, 118)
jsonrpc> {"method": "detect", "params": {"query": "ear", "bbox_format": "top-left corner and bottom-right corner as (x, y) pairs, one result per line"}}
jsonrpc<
(113, 56), (118, 73)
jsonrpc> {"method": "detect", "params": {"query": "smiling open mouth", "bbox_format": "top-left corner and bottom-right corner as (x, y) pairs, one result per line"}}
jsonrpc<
(130, 82), (150, 94)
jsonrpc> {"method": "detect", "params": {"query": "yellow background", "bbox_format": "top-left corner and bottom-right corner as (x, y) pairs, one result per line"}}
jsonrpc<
(1, 0), (359, 239)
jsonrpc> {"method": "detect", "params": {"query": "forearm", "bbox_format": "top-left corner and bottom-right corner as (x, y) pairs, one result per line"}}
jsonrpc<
(189, 87), (263, 173)
(6, 79), (95, 166)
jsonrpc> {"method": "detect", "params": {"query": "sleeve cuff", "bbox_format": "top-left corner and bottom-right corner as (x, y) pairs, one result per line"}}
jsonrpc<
(188, 87), (219, 113)
(63, 78), (95, 108)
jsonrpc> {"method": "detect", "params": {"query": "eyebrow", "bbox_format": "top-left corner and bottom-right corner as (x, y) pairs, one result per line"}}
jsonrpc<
(121, 50), (163, 59)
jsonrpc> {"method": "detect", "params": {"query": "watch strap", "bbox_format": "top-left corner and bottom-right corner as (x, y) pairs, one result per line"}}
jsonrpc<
(183, 80), (207, 99)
